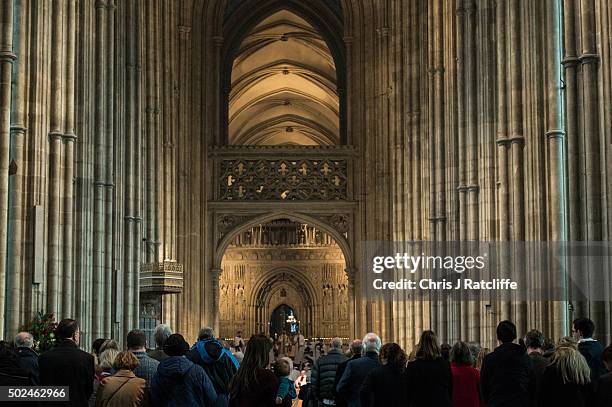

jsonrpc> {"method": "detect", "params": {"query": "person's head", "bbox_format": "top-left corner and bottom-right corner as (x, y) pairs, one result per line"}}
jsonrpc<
(153, 324), (172, 349)
(379, 343), (407, 371)
(99, 339), (118, 354)
(572, 317), (595, 340)
(451, 341), (473, 366)
(362, 333), (382, 354)
(496, 320), (517, 344)
(416, 330), (441, 360)
(273, 357), (291, 377)
(524, 329), (545, 353)
(91, 338), (106, 356)
(97, 348), (119, 373)
(14, 332), (34, 349)
(113, 351), (140, 372)
(126, 329), (147, 351)
(56, 319), (80, 344)
(330, 337), (342, 350)
(163, 334), (190, 356)
(602, 345), (612, 372)
(198, 327), (215, 341)
(475, 347), (490, 370)
(0, 341), (19, 363)
(467, 341), (481, 366)
(440, 343), (451, 361)
(542, 337), (556, 354)
(350, 339), (363, 357)
(550, 345), (591, 385)
(230, 334), (273, 397)
(557, 336), (578, 349)
(236, 331), (242, 337)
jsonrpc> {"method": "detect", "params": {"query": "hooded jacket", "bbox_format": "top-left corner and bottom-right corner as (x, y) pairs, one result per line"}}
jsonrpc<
(151, 356), (217, 407)
(480, 342), (534, 407)
(186, 339), (239, 398)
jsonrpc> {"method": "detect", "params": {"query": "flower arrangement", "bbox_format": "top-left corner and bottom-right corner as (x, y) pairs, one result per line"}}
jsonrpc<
(19, 311), (58, 353)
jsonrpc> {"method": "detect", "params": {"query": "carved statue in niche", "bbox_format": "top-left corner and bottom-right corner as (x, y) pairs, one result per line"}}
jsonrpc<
(338, 284), (348, 319)
(220, 284), (230, 319)
(235, 284), (246, 320)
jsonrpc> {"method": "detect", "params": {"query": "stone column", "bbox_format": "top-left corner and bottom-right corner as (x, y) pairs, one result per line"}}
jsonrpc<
(7, 0), (27, 335)
(545, 0), (568, 339)
(62, 0), (78, 319)
(211, 268), (222, 334)
(92, 0), (107, 339)
(46, 0), (65, 317)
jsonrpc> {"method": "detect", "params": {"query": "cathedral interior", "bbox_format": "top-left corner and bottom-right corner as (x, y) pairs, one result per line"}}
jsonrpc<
(0, 0), (611, 350)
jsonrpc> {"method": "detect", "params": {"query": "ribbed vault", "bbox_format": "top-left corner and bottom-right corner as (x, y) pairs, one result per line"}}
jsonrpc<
(229, 10), (339, 145)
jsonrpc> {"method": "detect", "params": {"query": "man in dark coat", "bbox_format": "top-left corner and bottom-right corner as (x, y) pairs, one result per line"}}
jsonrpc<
(186, 327), (239, 407)
(336, 334), (381, 407)
(151, 333), (218, 407)
(0, 341), (32, 386)
(311, 337), (348, 406)
(480, 320), (534, 407)
(524, 329), (549, 407)
(39, 318), (95, 406)
(572, 317), (607, 379)
(334, 339), (362, 407)
(15, 331), (40, 384)
(592, 344), (612, 407)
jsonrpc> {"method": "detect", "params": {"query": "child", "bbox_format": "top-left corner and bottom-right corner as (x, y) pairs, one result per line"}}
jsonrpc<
(273, 357), (297, 405)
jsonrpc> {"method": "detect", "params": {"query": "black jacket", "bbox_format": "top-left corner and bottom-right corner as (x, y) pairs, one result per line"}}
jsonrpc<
(404, 358), (452, 407)
(334, 353), (360, 407)
(17, 347), (40, 384)
(480, 342), (534, 407)
(360, 364), (407, 407)
(592, 371), (612, 407)
(185, 338), (239, 398)
(577, 340), (606, 379)
(336, 352), (381, 407)
(537, 364), (593, 407)
(311, 348), (348, 401)
(39, 339), (95, 407)
(528, 352), (550, 407)
(0, 353), (32, 386)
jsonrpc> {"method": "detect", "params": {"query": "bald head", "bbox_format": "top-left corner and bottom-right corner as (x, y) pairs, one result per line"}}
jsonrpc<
(15, 332), (34, 349)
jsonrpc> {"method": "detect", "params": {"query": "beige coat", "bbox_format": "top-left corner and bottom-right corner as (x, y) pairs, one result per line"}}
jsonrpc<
(95, 370), (146, 407)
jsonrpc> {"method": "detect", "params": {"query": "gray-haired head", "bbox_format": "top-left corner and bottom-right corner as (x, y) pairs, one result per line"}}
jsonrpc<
(15, 332), (34, 348)
(154, 324), (173, 348)
(198, 327), (215, 341)
(330, 337), (343, 349)
(362, 333), (382, 354)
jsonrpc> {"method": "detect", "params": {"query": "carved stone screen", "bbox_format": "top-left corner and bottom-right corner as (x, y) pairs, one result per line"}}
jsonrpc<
(218, 158), (348, 201)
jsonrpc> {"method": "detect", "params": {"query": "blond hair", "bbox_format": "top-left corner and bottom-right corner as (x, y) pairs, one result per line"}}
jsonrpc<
(550, 346), (591, 385)
(97, 348), (119, 373)
(557, 336), (578, 349)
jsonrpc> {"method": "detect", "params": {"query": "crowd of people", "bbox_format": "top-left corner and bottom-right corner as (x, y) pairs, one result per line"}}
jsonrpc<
(0, 316), (610, 407)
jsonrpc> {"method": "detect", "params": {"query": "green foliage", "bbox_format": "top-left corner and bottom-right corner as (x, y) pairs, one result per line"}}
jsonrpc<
(19, 311), (58, 354)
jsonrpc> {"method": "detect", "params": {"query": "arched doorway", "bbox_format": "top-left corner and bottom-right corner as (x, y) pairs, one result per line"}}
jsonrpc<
(216, 216), (352, 340)
(269, 304), (297, 338)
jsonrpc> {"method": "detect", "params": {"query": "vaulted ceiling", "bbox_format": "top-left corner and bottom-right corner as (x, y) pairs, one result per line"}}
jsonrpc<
(229, 10), (339, 145)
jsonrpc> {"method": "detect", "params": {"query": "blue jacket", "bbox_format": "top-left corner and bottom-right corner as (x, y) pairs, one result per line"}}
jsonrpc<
(186, 339), (239, 407)
(336, 351), (380, 407)
(151, 355), (218, 407)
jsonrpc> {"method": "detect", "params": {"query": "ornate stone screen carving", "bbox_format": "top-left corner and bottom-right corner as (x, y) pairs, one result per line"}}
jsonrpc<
(218, 158), (348, 201)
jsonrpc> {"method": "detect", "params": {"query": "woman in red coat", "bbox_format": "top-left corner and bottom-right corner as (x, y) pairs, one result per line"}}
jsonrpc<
(450, 341), (482, 407)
